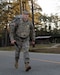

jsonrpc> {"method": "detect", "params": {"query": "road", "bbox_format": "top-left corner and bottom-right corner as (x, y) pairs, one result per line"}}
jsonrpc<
(0, 51), (60, 75)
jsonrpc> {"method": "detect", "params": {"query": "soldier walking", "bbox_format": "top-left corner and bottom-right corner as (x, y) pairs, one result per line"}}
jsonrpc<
(9, 10), (35, 71)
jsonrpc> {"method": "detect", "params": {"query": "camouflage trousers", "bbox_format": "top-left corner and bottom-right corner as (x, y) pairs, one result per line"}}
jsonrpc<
(14, 37), (30, 64)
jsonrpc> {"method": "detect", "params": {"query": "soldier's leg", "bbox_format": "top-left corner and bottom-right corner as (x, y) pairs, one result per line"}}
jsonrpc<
(22, 39), (30, 64)
(15, 45), (21, 62)
(14, 41), (22, 69)
(22, 38), (31, 71)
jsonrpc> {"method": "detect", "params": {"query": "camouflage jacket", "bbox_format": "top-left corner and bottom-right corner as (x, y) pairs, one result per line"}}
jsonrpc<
(9, 15), (35, 41)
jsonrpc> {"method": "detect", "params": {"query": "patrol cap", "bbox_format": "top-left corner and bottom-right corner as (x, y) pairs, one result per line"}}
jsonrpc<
(22, 10), (29, 15)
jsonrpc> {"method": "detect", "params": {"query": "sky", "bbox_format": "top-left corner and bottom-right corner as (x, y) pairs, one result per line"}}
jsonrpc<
(37, 0), (60, 16)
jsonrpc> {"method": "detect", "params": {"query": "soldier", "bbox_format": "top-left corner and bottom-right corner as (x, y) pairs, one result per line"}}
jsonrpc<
(9, 10), (35, 72)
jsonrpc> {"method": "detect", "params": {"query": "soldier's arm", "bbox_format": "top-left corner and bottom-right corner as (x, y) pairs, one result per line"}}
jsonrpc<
(30, 22), (35, 47)
(9, 22), (16, 42)
(9, 17), (19, 42)
(30, 22), (35, 42)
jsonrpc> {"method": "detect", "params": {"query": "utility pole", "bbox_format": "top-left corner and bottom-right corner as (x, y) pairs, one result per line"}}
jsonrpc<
(22, 0), (26, 11)
(31, 0), (34, 26)
(20, 0), (22, 14)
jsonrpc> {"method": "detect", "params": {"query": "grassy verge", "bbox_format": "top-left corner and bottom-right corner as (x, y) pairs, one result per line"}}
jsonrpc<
(0, 44), (53, 51)
(0, 46), (15, 51)
(0, 44), (60, 54)
(29, 44), (60, 54)
(29, 47), (60, 54)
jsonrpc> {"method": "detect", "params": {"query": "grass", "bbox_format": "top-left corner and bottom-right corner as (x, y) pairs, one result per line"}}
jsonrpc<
(29, 44), (60, 54)
(0, 44), (53, 51)
(30, 47), (60, 54)
(0, 46), (15, 51)
(0, 43), (60, 54)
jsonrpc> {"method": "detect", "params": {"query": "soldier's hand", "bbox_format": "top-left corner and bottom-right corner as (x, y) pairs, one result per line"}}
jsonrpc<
(11, 40), (16, 45)
(31, 41), (35, 47)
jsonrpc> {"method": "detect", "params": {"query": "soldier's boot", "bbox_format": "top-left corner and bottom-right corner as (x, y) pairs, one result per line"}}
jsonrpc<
(15, 59), (18, 69)
(25, 62), (31, 72)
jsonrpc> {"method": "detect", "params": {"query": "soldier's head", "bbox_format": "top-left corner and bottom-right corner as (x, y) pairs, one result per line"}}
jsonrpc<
(22, 10), (29, 21)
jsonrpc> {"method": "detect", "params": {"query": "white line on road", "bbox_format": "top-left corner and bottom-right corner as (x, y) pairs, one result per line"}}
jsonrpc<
(31, 58), (60, 64)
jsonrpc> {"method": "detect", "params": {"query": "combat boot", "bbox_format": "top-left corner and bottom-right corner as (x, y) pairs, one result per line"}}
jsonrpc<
(15, 61), (18, 69)
(25, 62), (31, 72)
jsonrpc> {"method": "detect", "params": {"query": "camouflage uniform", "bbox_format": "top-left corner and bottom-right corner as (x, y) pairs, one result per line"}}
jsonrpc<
(9, 15), (35, 64)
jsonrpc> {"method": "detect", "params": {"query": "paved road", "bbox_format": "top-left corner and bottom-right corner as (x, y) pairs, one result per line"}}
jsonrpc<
(0, 51), (60, 75)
